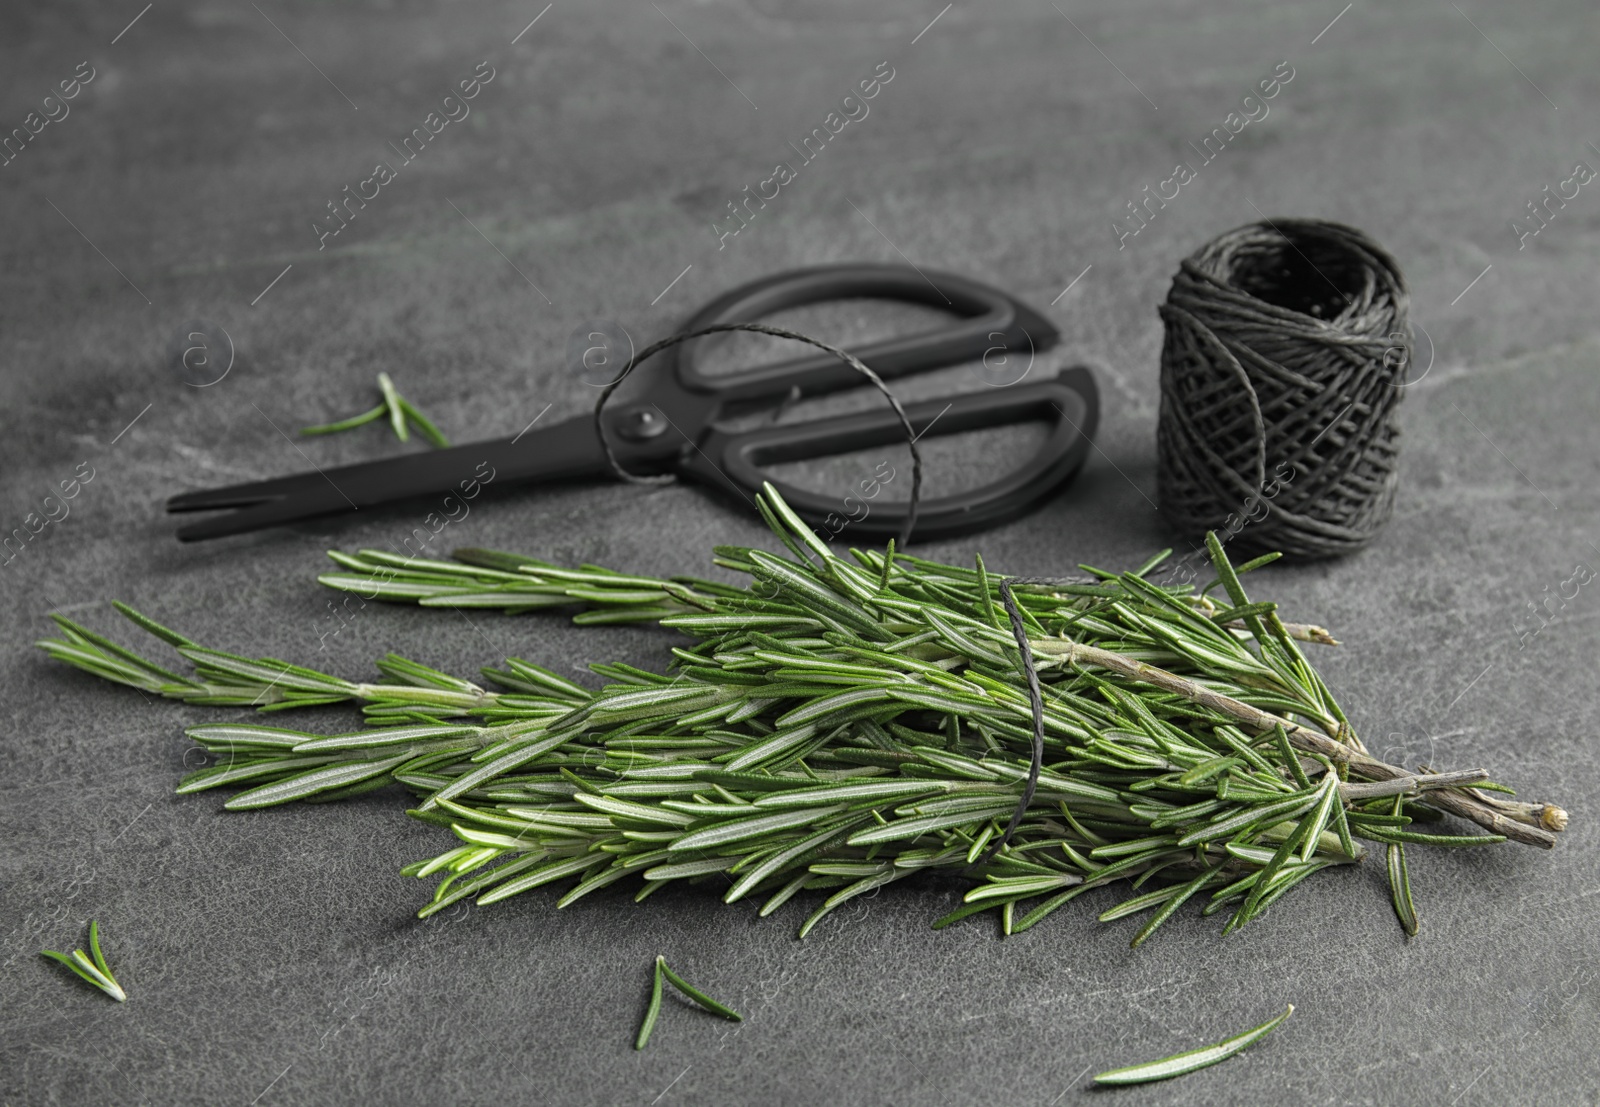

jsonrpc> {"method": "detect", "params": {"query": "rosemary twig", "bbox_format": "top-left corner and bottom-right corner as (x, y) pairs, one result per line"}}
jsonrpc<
(301, 372), (450, 447)
(635, 956), (741, 1048)
(41, 920), (126, 1002)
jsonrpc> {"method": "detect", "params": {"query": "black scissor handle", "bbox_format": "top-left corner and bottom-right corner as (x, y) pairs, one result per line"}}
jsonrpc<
(682, 366), (1099, 541)
(665, 264), (1060, 405)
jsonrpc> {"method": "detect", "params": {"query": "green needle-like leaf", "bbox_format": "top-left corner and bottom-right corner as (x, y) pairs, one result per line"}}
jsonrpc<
(635, 956), (665, 1049)
(659, 961), (743, 1022)
(1388, 839), (1418, 936)
(88, 919), (113, 980)
(378, 371), (408, 441)
(400, 398), (451, 448)
(1387, 793), (1419, 935)
(300, 403), (386, 436)
(223, 752), (413, 809)
(1094, 1004), (1292, 1085)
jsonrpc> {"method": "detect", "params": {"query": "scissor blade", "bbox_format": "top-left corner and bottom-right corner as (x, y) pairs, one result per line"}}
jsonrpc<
(167, 469), (337, 512)
(167, 413), (613, 540)
(174, 487), (353, 542)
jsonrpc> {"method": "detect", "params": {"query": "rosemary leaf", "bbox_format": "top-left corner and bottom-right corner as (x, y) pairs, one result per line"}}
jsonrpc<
(658, 961), (743, 1022)
(1094, 1004), (1293, 1085)
(634, 957), (665, 1049)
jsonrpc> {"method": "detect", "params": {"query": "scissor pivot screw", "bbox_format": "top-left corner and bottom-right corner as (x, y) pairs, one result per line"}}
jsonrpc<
(616, 407), (669, 441)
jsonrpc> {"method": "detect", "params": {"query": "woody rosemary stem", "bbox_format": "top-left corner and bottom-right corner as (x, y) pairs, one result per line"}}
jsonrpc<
(1029, 638), (1564, 848)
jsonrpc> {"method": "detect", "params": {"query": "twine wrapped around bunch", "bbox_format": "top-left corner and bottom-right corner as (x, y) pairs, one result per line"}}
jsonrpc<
(1156, 218), (1410, 558)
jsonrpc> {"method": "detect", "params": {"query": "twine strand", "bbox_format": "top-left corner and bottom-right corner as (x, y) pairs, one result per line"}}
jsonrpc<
(593, 322), (924, 548)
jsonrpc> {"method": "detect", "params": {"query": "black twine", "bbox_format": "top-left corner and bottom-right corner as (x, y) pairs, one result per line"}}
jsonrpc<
(973, 577), (1045, 867)
(593, 322), (924, 548)
(1156, 218), (1410, 558)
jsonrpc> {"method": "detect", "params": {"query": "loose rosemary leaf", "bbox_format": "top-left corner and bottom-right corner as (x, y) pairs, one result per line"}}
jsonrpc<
(1093, 1004), (1293, 1085)
(634, 957), (666, 1050)
(658, 961), (743, 1022)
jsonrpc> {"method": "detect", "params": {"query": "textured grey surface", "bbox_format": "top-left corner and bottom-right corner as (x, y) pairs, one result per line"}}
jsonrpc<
(2, 1), (1598, 1104)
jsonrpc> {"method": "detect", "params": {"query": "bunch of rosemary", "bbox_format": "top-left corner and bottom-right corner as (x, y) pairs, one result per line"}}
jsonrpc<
(39, 485), (1565, 943)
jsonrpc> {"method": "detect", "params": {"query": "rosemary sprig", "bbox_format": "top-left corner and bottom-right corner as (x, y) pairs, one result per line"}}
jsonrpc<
(301, 372), (450, 447)
(38, 485), (1567, 945)
(635, 955), (742, 1049)
(41, 920), (126, 1002)
(1093, 1004), (1292, 1085)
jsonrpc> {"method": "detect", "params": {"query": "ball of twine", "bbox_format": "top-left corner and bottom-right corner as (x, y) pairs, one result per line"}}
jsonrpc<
(1156, 218), (1410, 559)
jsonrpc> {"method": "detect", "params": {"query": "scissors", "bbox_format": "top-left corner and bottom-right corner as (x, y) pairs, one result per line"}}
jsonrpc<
(167, 264), (1099, 542)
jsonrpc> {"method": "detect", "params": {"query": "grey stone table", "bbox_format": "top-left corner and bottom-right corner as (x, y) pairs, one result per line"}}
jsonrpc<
(2, 1), (1596, 1103)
